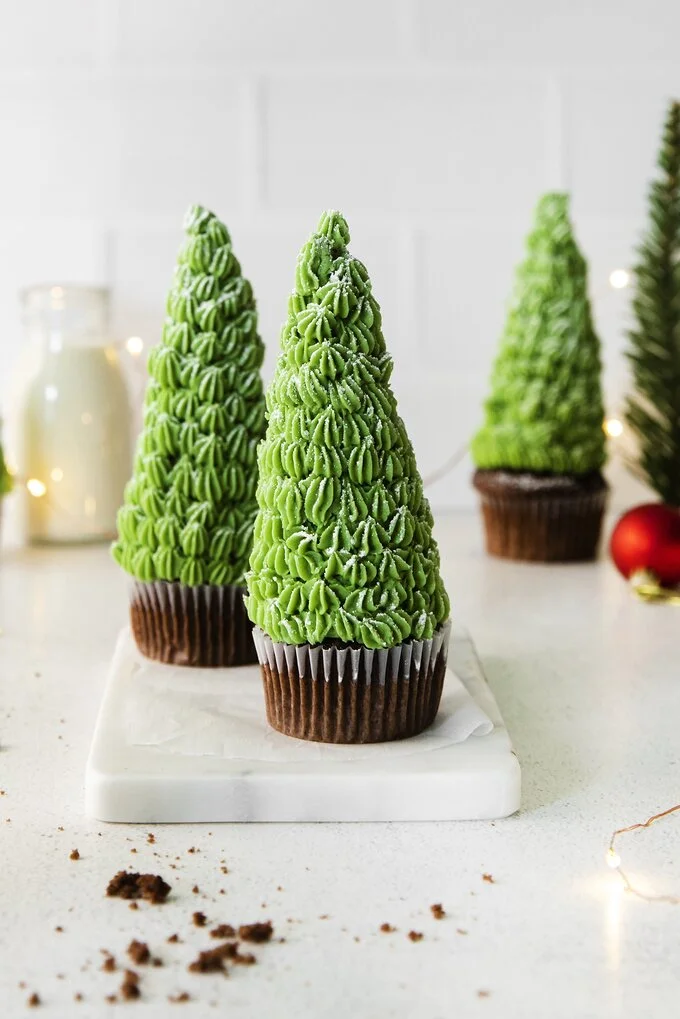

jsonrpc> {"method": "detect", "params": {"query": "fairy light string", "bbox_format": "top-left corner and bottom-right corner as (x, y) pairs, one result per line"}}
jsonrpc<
(606, 802), (680, 903)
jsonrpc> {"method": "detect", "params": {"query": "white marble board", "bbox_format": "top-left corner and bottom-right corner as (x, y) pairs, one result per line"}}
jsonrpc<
(85, 626), (521, 823)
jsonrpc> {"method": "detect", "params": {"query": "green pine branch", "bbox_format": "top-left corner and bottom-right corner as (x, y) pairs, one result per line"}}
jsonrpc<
(626, 100), (680, 505)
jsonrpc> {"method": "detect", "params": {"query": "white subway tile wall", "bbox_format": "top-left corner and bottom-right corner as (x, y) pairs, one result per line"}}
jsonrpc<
(0, 0), (677, 508)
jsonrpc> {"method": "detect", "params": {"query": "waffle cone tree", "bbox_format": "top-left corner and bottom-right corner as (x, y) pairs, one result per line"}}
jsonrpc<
(471, 192), (606, 475)
(246, 210), (449, 650)
(113, 205), (266, 587)
(626, 100), (680, 505)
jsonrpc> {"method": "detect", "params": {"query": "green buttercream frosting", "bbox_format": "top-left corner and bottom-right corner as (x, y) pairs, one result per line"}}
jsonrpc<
(471, 192), (606, 474)
(245, 211), (450, 650)
(112, 205), (266, 586)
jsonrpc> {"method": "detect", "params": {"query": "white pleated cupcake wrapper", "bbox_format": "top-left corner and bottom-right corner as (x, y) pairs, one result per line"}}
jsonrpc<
(251, 619), (452, 686)
(131, 580), (246, 617)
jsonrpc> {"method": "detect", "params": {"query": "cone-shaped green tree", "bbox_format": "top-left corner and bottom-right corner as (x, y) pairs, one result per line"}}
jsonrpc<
(113, 206), (266, 587)
(626, 100), (680, 505)
(471, 192), (606, 475)
(246, 211), (449, 651)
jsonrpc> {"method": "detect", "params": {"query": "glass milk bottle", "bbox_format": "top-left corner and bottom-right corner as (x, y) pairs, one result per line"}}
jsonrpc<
(20, 285), (131, 544)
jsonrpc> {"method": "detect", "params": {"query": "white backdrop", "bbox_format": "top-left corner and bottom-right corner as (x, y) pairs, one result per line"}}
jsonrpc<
(0, 0), (676, 508)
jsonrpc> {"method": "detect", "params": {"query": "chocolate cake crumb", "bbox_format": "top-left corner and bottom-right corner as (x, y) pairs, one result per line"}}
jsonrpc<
(120, 971), (140, 1001)
(70, 849), (80, 861)
(187, 847), (197, 854)
(232, 950), (256, 966)
(105, 994), (117, 1003)
(238, 921), (273, 944)
(188, 944), (234, 974)
(57, 826), (64, 832)
(129, 903), (139, 911)
(147, 833), (155, 844)
(220, 866), (228, 874)
(408, 931), (424, 942)
(482, 874), (495, 884)
(102, 956), (116, 973)
(127, 941), (150, 965)
(169, 992), (190, 1003)
(192, 911), (207, 927)
(167, 934), (181, 944)
(55, 926), (63, 933)
(27, 992), (40, 1007)
(74, 993), (83, 1002)
(380, 923), (396, 933)
(430, 903), (446, 920)
(152, 958), (163, 968)
(106, 871), (171, 904)
(478, 990), (490, 999)
(192, 885), (200, 894)
(130, 848), (137, 854)
(211, 925), (236, 939)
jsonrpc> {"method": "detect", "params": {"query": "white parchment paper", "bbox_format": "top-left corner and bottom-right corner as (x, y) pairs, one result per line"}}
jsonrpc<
(121, 647), (494, 763)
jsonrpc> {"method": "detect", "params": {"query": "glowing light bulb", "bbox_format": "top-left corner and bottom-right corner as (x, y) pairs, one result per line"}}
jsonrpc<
(609, 269), (630, 289)
(50, 467), (63, 482)
(126, 336), (144, 356)
(604, 418), (624, 438)
(606, 848), (621, 869)
(27, 478), (47, 498)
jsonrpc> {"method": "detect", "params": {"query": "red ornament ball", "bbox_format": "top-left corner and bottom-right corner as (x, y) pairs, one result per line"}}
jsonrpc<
(610, 503), (680, 586)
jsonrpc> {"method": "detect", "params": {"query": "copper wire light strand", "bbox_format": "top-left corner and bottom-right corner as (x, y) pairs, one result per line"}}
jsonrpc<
(607, 802), (680, 904)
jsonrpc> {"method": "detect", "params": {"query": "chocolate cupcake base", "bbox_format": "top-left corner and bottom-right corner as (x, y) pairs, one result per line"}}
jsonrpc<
(130, 581), (257, 668)
(472, 469), (608, 562)
(252, 622), (451, 744)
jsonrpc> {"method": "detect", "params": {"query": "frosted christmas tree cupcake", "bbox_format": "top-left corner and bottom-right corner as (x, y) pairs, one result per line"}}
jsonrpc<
(113, 206), (266, 666)
(471, 193), (608, 562)
(246, 211), (450, 743)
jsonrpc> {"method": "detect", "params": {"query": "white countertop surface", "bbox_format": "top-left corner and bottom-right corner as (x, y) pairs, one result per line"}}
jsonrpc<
(1, 512), (678, 1018)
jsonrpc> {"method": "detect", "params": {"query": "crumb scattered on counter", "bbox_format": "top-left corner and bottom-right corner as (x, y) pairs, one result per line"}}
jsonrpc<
(379, 923), (396, 933)
(27, 992), (40, 1007)
(192, 912), (207, 927)
(457, 928), (468, 935)
(120, 971), (140, 1001)
(482, 874), (495, 884)
(70, 849), (80, 861)
(211, 925), (236, 939)
(102, 956), (116, 973)
(167, 934), (181, 944)
(192, 885), (200, 894)
(147, 833), (155, 844)
(407, 931), (423, 942)
(239, 922), (273, 944)
(478, 990), (491, 999)
(127, 941), (150, 965)
(169, 992), (191, 1003)
(106, 871), (171, 904)
(431, 903), (446, 920)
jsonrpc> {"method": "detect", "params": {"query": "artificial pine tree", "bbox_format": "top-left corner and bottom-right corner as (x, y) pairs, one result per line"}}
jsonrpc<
(113, 205), (266, 666)
(0, 443), (11, 497)
(626, 100), (680, 506)
(471, 193), (608, 562)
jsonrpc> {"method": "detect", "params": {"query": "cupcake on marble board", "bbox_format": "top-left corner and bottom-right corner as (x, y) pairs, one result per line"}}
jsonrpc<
(112, 205), (267, 667)
(246, 210), (451, 743)
(471, 193), (608, 562)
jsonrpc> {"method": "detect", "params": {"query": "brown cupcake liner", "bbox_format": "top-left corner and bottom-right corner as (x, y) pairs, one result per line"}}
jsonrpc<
(251, 621), (452, 744)
(130, 581), (258, 668)
(473, 475), (608, 562)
